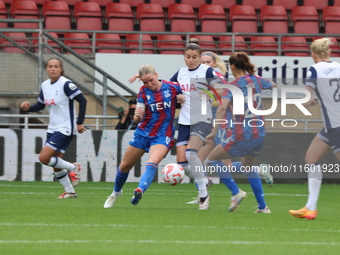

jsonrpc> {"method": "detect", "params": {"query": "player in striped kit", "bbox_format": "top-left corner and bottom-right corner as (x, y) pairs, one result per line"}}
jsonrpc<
(104, 65), (184, 208)
(206, 52), (274, 213)
(289, 38), (340, 220)
(20, 58), (87, 199)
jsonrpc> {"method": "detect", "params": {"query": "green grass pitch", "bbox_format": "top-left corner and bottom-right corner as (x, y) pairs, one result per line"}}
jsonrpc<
(0, 181), (339, 255)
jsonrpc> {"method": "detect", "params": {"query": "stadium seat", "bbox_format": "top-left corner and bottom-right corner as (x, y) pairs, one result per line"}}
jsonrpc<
(126, 34), (155, 54)
(272, 0), (297, 10)
(136, 3), (165, 32)
(229, 5), (258, 33)
(120, 0), (145, 8)
(180, 0), (207, 9)
(12, 0), (40, 29)
(42, 1), (71, 30)
(334, 0), (340, 6)
(250, 36), (278, 56)
(313, 36), (340, 57)
(190, 35), (217, 52)
(219, 35), (248, 55)
(211, 0), (236, 10)
(64, 33), (92, 54)
(1, 32), (29, 53)
(0, 0), (8, 28)
(88, 0), (113, 7)
(10, 0), (29, 16)
(241, 0), (267, 10)
(199, 4), (227, 33)
(260, 5), (288, 34)
(303, 0), (329, 11)
(106, 3), (134, 32)
(74, 2), (103, 31)
(157, 34), (185, 54)
(168, 3), (196, 32)
(31, 32), (61, 53)
(150, 0), (176, 8)
(96, 33), (124, 53)
(291, 6), (319, 34)
(322, 6), (340, 35)
(56, 0), (79, 6)
(282, 37), (310, 56)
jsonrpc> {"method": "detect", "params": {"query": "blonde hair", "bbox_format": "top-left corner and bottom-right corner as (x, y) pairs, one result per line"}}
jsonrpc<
(201, 51), (227, 75)
(138, 65), (156, 77)
(310, 38), (331, 58)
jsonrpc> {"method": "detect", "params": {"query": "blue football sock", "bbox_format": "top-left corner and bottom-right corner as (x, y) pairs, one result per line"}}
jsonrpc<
(232, 161), (258, 173)
(209, 160), (239, 195)
(138, 162), (158, 193)
(247, 171), (266, 209)
(114, 166), (129, 192)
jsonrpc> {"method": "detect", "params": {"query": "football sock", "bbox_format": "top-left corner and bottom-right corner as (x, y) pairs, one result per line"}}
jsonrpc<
(209, 160), (239, 195)
(178, 161), (191, 178)
(47, 156), (75, 171)
(186, 149), (208, 197)
(138, 162), (158, 193)
(55, 169), (75, 193)
(306, 164), (322, 211)
(247, 171), (266, 209)
(114, 166), (129, 193)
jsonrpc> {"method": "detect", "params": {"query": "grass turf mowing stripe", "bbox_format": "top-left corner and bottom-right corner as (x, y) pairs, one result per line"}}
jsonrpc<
(0, 239), (340, 245)
(1, 222), (340, 233)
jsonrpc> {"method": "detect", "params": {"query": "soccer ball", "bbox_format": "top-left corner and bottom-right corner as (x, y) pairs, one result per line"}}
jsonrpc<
(161, 163), (185, 186)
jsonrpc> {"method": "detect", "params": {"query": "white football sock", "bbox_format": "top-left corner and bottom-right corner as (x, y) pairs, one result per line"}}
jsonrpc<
(55, 169), (75, 193)
(48, 156), (75, 171)
(305, 164), (322, 211)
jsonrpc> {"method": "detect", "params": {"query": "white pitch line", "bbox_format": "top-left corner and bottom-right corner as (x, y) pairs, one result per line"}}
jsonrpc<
(1, 222), (339, 234)
(0, 184), (308, 196)
(1, 192), (97, 195)
(0, 239), (339, 246)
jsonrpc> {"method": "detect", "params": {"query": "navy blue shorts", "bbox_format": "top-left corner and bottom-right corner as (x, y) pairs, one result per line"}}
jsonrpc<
(177, 122), (212, 146)
(129, 132), (174, 152)
(317, 127), (340, 154)
(222, 136), (264, 157)
(46, 132), (74, 154)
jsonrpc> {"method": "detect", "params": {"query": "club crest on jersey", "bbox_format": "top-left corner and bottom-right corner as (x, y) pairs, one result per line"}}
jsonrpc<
(164, 90), (171, 98)
(69, 83), (77, 91)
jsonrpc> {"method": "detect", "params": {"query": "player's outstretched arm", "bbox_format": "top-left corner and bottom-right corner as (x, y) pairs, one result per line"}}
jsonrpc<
(128, 74), (140, 84)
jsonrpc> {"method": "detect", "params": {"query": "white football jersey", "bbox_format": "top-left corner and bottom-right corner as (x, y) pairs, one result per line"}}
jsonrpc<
(306, 61), (340, 131)
(37, 76), (82, 135)
(173, 64), (220, 125)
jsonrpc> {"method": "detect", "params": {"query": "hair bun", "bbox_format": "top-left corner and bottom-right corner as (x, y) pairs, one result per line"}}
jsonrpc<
(189, 38), (200, 46)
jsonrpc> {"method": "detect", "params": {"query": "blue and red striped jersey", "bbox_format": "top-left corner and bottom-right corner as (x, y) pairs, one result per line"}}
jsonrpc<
(135, 80), (181, 138)
(222, 74), (272, 141)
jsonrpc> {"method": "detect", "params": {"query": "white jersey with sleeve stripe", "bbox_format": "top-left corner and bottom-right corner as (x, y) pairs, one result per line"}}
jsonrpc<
(37, 76), (82, 136)
(171, 64), (220, 125)
(305, 61), (340, 131)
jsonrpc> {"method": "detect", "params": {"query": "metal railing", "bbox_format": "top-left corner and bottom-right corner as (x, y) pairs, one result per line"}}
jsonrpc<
(1, 19), (340, 56)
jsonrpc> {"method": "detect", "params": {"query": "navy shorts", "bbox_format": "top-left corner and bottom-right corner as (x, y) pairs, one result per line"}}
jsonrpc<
(46, 132), (74, 154)
(317, 127), (340, 154)
(177, 122), (212, 146)
(129, 132), (174, 152)
(222, 136), (264, 157)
